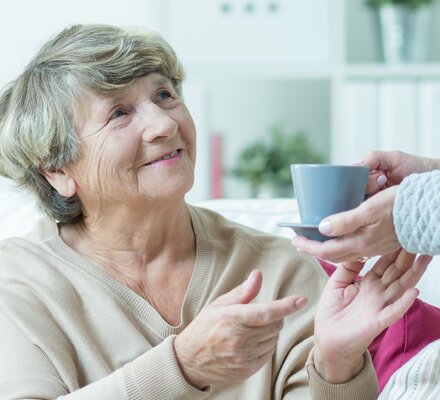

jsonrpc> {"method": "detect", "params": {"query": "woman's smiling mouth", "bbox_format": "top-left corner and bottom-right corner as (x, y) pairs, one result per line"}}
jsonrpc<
(145, 149), (182, 166)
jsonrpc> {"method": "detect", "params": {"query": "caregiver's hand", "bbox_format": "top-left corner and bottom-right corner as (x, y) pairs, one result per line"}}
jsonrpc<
(174, 270), (307, 389)
(292, 150), (440, 263)
(293, 186), (400, 262)
(360, 150), (440, 194)
(313, 249), (431, 384)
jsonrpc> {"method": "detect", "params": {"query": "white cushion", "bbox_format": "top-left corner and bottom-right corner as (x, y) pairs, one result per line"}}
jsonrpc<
(194, 198), (300, 238)
(0, 177), (42, 239)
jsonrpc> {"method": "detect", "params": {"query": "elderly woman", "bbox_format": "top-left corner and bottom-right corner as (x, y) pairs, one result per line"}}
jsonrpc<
(0, 24), (429, 399)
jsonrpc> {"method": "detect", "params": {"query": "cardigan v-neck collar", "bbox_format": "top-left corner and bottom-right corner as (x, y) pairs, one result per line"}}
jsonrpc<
(38, 206), (215, 340)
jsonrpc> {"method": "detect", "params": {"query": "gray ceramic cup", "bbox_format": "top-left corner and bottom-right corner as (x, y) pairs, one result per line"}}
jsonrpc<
(291, 164), (369, 225)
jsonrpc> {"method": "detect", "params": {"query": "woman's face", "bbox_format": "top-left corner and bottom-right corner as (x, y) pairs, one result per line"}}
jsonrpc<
(69, 73), (196, 210)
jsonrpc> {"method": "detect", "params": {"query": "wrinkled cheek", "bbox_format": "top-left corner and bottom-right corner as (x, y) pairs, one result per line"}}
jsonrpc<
(73, 156), (107, 197)
(187, 138), (197, 167)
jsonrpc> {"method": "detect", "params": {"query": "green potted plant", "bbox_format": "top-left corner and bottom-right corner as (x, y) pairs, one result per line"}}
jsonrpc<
(232, 126), (325, 198)
(365, 0), (436, 62)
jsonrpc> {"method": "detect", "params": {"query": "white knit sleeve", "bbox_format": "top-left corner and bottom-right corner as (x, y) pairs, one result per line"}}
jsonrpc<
(393, 170), (440, 255)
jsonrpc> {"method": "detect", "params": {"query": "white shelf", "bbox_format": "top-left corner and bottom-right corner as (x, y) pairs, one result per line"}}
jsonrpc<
(344, 64), (440, 79)
(155, 0), (440, 200)
(185, 64), (440, 82)
(184, 65), (332, 81)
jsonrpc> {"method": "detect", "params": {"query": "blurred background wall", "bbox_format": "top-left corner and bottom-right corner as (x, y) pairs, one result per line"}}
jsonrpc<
(1, 0), (440, 202)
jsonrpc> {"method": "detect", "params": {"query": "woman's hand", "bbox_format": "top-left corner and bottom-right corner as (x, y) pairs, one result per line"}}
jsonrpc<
(174, 270), (307, 389)
(293, 186), (400, 262)
(292, 150), (440, 263)
(360, 150), (440, 194)
(313, 249), (431, 384)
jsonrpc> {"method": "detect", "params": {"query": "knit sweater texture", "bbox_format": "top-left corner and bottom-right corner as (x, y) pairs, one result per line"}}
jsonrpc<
(0, 205), (378, 399)
(394, 170), (440, 255)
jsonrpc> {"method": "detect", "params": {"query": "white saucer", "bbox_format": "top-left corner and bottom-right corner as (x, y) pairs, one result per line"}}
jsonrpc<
(277, 222), (331, 242)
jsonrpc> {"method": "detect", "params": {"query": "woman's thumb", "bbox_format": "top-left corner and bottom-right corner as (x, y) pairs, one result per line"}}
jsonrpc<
(213, 270), (262, 306)
(318, 208), (363, 237)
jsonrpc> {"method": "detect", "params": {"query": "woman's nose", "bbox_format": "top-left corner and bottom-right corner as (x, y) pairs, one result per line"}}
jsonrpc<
(138, 103), (178, 142)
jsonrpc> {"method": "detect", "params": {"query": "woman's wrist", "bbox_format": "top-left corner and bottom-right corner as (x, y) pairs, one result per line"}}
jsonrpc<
(174, 335), (208, 390)
(313, 348), (365, 384)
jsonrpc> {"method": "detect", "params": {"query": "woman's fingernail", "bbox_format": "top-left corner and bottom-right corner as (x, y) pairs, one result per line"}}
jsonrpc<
(319, 219), (332, 234)
(295, 297), (308, 309)
(377, 175), (387, 186)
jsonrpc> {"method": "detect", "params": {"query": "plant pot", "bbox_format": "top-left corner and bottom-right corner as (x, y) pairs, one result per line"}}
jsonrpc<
(374, 4), (433, 63)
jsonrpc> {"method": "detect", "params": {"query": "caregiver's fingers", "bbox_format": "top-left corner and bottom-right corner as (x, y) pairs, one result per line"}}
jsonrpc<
(366, 171), (389, 193)
(358, 150), (402, 174)
(292, 235), (360, 263)
(317, 207), (368, 238)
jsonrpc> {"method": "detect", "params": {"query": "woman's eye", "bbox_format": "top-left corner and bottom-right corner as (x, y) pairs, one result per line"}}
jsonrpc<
(110, 108), (127, 120)
(156, 90), (172, 103)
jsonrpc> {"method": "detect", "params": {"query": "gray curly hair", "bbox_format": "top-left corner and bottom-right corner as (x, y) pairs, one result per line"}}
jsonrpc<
(0, 24), (185, 223)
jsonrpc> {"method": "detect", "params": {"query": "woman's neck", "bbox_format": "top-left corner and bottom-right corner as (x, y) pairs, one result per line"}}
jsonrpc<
(59, 200), (195, 274)
(59, 200), (197, 325)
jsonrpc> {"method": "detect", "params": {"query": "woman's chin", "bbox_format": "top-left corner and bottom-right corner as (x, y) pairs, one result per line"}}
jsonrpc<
(137, 180), (194, 202)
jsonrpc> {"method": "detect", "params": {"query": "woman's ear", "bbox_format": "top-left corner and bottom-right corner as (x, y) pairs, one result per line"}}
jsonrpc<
(43, 169), (77, 198)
